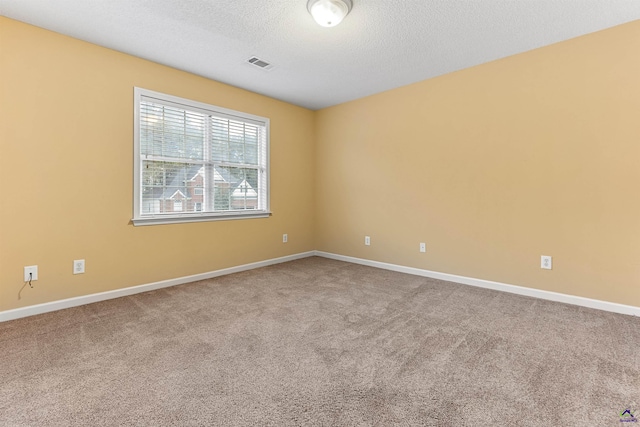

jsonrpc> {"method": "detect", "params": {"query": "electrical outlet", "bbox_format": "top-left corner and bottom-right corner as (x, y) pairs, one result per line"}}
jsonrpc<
(282, 234), (288, 243)
(24, 265), (38, 282)
(541, 255), (552, 270)
(364, 236), (371, 246)
(73, 259), (85, 274)
(420, 243), (426, 253)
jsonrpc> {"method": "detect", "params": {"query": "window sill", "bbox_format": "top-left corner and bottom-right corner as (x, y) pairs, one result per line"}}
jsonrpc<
(132, 211), (271, 226)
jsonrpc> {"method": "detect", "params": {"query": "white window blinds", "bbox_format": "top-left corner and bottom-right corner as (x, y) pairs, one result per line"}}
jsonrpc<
(133, 88), (269, 226)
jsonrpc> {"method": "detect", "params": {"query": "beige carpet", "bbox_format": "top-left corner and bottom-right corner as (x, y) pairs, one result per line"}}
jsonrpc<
(1, 257), (639, 426)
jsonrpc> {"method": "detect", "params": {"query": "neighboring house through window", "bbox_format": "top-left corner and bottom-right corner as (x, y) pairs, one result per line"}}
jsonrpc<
(133, 88), (270, 226)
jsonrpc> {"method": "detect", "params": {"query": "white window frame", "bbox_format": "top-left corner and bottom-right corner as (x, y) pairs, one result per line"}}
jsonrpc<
(133, 88), (270, 226)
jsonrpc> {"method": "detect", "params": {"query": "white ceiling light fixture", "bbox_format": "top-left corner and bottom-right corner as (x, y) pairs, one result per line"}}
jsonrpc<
(307, 0), (353, 28)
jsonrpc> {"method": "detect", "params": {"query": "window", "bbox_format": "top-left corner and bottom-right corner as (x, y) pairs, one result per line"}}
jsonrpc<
(133, 88), (270, 226)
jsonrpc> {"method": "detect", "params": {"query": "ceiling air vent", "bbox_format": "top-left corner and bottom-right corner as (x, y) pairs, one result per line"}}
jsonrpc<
(247, 56), (274, 71)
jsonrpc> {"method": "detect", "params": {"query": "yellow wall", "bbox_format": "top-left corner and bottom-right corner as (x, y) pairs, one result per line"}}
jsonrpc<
(315, 21), (640, 306)
(0, 17), (316, 311)
(2, 16), (639, 313)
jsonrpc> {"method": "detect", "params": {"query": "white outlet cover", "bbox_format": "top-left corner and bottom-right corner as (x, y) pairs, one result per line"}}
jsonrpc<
(365, 236), (371, 246)
(541, 256), (552, 270)
(74, 259), (85, 274)
(24, 265), (38, 281)
(282, 234), (288, 243)
(420, 243), (426, 253)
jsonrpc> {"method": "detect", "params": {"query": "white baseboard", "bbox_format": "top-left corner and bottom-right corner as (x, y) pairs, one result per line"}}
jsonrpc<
(314, 251), (640, 317)
(3, 250), (637, 322)
(0, 251), (316, 323)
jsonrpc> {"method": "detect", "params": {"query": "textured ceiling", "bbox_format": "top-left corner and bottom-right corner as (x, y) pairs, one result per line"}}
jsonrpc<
(2, 1), (640, 110)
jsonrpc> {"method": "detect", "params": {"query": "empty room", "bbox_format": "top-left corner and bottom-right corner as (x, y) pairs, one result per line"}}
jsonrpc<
(1, 1), (639, 425)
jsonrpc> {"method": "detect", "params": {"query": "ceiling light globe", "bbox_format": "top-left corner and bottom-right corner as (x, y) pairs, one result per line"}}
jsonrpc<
(307, 0), (352, 28)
